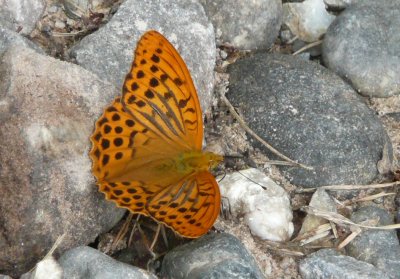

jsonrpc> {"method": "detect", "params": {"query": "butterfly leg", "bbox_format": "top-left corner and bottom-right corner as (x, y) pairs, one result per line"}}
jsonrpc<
(128, 214), (142, 247)
(149, 223), (161, 251)
(112, 213), (134, 252)
(220, 196), (232, 220)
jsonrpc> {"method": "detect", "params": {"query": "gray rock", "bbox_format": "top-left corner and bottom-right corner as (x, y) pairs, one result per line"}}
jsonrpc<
(0, 46), (125, 277)
(199, 0), (282, 50)
(324, 0), (353, 10)
(322, 3), (400, 97)
(59, 246), (157, 279)
(324, 0), (399, 10)
(0, 275), (13, 279)
(346, 206), (400, 279)
(161, 233), (264, 279)
(283, 0), (335, 42)
(227, 53), (392, 187)
(386, 112), (400, 121)
(69, 0), (215, 114)
(62, 0), (90, 19)
(298, 189), (336, 242)
(0, 0), (45, 35)
(299, 249), (391, 279)
(62, 0), (107, 19)
(0, 26), (44, 56)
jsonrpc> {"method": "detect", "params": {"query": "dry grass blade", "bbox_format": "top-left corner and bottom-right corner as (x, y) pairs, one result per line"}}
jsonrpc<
(302, 206), (400, 230)
(29, 233), (66, 273)
(45, 233), (65, 258)
(52, 31), (85, 37)
(112, 213), (133, 250)
(262, 240), (305, 257)
(292, 223), (332, 245)
(351, 192), (395, 203)
(296, 181), (400, 193)
(264, 160), (306, 166)
(286, 35), (299, 45)
(292, 40), (322, 56)
(330, 221), (338, 239)
(300, 230), (331, 246)
(220, 94), (313, 170)
(337, 227), (361, 250)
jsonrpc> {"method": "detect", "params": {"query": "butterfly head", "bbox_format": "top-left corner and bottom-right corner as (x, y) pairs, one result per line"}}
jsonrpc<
(204, 152), (223, 170)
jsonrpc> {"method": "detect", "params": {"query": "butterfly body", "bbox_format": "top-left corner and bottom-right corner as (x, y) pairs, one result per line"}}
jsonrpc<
(172, 151), (223, 174)
(90, 31), (221, 238)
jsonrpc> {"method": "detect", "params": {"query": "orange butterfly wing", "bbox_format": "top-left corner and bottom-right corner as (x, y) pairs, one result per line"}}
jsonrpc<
(89, 31), (221, 238)
(147, 171), (221, 238)
(122, 31), (203, 152)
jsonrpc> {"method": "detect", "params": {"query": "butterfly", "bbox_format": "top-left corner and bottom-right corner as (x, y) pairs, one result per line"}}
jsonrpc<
(89, 31), (223, 238)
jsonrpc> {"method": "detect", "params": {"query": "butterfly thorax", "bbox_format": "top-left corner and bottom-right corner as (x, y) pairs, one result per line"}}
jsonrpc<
(157, 151), (222, 175)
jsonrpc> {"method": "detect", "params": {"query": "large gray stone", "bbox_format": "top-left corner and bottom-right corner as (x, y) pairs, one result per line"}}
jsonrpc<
(0, 26), (44, 56)
(299, 249), (391, 279)
(322, 3), (400, 97)
(227, 53), (392, 187)
(199, 0), (282, 50)
(346, 206), (400, 279)
(69, 0), (215, 114)
(0, 0), (45, 35)
(0, 46), (125, 277)
(59, 246), (157, 279)
(161, 233), (264, 279)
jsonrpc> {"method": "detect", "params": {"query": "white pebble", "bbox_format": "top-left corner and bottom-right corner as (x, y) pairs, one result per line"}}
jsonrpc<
(54, 20), (66, 29)
(218, 168), (293, 241)
(283, 0), (336, 42)
(32, 257), (62, 279)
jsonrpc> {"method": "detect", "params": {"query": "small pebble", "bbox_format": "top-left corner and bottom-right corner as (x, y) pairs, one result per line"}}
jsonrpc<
(218, 168), (293, 241)
(219, 49), (228, 60)
(48, 5), (59, 14)
(54, 20), (66, 29)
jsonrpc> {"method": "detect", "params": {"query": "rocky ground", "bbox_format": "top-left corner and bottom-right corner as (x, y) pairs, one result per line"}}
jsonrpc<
(1, 0), (400, 278)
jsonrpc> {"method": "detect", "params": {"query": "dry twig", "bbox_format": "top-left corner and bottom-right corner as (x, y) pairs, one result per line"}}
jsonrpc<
(220, 94), (313, 170)
(302, 206), (400, 230)
(292, 40), (322, 56)
(296, 181), (400, 193)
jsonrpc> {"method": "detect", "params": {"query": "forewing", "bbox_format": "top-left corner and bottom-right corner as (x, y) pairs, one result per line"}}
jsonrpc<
(90, 97), (183, 184)
(121, 30), (203, 151)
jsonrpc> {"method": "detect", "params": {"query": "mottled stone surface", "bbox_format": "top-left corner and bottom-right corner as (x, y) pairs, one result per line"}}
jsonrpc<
(0, 0), (45, 35)
(161, 233), (264, 279)
(69, 0), (215, 114)
(200, 0), (282, 50)
(227, 53), (392, 187)
(323, 3), (400, 97)
(300, 249), (391, 279)
(59, 246), (157, 279)
(0, 26), (44, 56)
(0, 46), (125, 277)
(346, 206), (400, 279)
